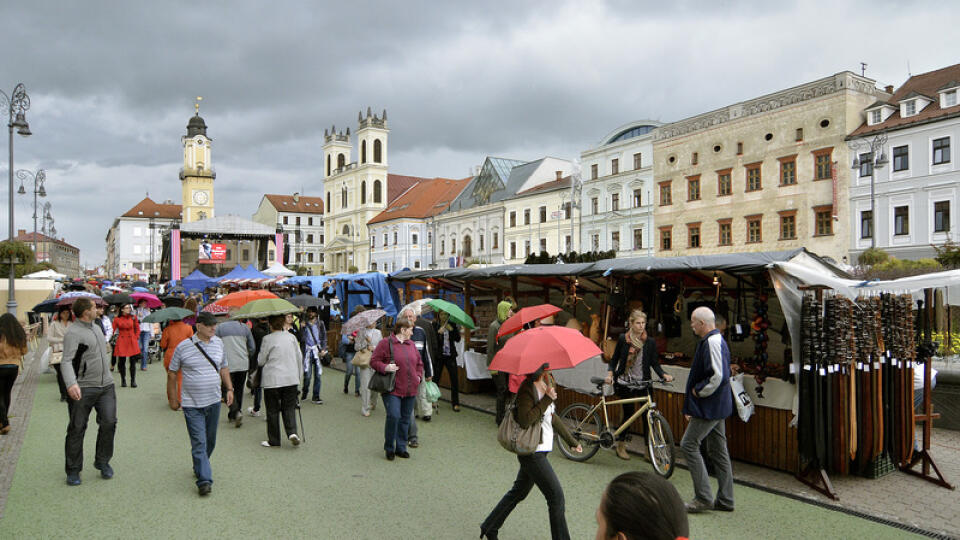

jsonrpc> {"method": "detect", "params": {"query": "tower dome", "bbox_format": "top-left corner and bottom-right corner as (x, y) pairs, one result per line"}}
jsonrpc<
(186, 114), (207, 137)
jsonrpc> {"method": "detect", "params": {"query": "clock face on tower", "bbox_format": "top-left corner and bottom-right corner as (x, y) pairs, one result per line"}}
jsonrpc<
(195, 137), (205, 146)
(193, 190), (209, 205)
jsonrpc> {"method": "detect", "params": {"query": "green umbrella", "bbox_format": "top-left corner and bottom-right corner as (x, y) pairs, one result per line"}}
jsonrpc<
(425, 299), (475, 329)
(230, 298), (300, 320)
(142, 307), (193, 324)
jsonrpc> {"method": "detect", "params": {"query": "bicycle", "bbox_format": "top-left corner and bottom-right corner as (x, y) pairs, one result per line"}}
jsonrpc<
(555, 376), (676, 478)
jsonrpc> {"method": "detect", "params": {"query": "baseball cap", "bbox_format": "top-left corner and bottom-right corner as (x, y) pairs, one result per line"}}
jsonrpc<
(196, 312), (218, 326)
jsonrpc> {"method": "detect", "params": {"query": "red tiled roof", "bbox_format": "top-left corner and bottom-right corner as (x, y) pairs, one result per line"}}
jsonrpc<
(14, 231), (79, 251)
(850, 63), (960, 137)
(515, 176), (573, 196)
(121, 197), (182, 219)
(264, 194), (324, 214)
(368, 177), (471, 225)
(387, 174), (430, 203)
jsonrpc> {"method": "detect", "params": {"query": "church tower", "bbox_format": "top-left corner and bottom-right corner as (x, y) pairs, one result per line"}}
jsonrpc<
(322, 125), (351, 180)
(180, 97), (215, 223)
(356, 107), (388, 169)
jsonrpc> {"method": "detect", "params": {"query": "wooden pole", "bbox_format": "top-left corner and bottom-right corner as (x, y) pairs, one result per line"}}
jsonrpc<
(510, 276), (519, 305)
(464, 281), (474, 350)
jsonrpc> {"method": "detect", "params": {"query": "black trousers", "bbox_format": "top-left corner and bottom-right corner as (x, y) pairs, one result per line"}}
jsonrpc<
(433, 355), (459, 406)
(224, 371), (247, 420)
(54, 364), (67, 399)
(0, 365), (19, 428)
(116, 357), (137, 385)
(493, 371), (511, 425)
(481, 451), (569, 540)
(263, 385), (298, 446)
(64, 384), (117, 474)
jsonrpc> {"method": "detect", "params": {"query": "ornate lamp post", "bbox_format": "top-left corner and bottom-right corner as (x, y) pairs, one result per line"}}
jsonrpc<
(1, 83), (31, 315)
(848, 133), (888, 250)
(17, 168), (46, 260)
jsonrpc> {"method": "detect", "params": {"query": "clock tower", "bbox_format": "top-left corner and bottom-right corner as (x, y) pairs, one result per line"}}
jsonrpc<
(180, 98), (215, 223)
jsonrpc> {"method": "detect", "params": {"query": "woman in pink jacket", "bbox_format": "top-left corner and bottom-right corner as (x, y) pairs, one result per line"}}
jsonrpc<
(370, 318), (423, 461)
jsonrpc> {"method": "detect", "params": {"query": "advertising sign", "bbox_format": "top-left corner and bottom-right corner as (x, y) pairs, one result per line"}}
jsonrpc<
(198, 241), (227, 264)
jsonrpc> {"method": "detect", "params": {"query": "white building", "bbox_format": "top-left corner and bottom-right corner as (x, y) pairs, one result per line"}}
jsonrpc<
(502, 172), (574, 263)
(252, 193), (325, 274)
(106, 197), (182, 278)
(848, 63), (960, 262)
(579, 121), (661, 256)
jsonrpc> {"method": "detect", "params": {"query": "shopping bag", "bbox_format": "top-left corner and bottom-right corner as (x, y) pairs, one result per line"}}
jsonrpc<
(730, 374), (754, 422)
(424, 381), (442, 403)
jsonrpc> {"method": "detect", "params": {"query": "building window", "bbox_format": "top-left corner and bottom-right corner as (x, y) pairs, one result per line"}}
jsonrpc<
(933, 137), (951, 165)
(687, 176), (701, 201)
(428, 231), (432, 244)
(814, 148), (833, 180)
(440, 240), (445, 255)
(611, 194), (620, 211)
(371, 236), (376, 248)
(746, 163), (762, 192)
(479, 234), (484, 251)
(361, 181), (367, 204)
(412, 233), (418, 245)
(373, 139), (382, 163)
(687, 223), (700, 248)
(779, 212), (797, 240)
(308, 217), (314, 226)
(523, 209), (531, 225)
(373, 180), (382, 203)
(893, 145), (909, 171)
(746, 216), (762, 243)
(633, 153), (642, 170)
(659, 228), (672, 251)
(414, 260), (420, 269)
(361, 140), (367, 164)
(633, 189), (642, 208)
(659, 182), (672, 206)
(565, 235), (572, 252)
(611, 158), (619, 175)
(718, 220), (732, 246)
(524, 240), (531, 257)
(242, 249), (250, 260)
(564, 202), (572, 219)
(591, 234), (600, 251)
(451, 238), (456, 253)
(737, 142), (743, 155)
(611, 231), (620, 251)
(934, 201), (951, 233)
(591, 197), (599, 214)
(859, 152), (874, 177)
(493, 232), (499, 249)
(283, 216), (289, 225)
(326, 192), (331, 212)
(894, 206), (909, 235)
(509, 211), (516, 228)
(509, 242), (516, 259)
(904, 100), (916, 116)
(717, 169), (732, 196)
(945, 90), (958, 107)
(633, 229), (643, 250)
(539, 206), (547, 223)
(308, 252), (314, 263)
(382, 233), (388, 246)
(306, 234), (314, 244)
(796, 128), (804, 141)
(814, 207), (833, 236)
(870, 110), (882, 124)
(591, 164), (598, 180)
(539, 238), (547, 253)
(268, 249), (275, 260)
(779, 156), (797, 185)
(690, 152), (698, 165)
(860, 210), (873, 239)
(295, 216), (301, 226)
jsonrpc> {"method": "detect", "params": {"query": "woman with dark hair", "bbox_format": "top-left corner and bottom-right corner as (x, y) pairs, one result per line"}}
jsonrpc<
(183, 297), (198, 328)
(369, 318), (422, 460)
(257, 314), (303, 447)
(111, 304), (141, 388)
(481, 364), (581, 540)
(594, 471), (689, 540)
(48, 306), (73, 401)
(0, 313), (28, 434)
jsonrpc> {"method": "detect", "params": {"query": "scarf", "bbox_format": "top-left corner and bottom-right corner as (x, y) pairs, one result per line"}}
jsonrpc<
(624, 329), (645, 371)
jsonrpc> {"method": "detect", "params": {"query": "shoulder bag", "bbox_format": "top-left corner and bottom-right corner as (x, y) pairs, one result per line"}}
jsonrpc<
(497, 393), (542, 455)
(368, 340), (396, 394)
(352, 347), (372, 369)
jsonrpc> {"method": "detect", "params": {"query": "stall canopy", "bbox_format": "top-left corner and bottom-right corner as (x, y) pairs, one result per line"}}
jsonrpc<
(24, 269), (67, 279)
(216, 265), (248, 282)
(334, 272), (402, 318)
(262, 263), (296, 277)
(179, 269), (216, 292)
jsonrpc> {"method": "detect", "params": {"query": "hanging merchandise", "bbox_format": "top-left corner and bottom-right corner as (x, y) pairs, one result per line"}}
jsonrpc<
(731, 278), (749, 342)
(749, 286), (771, 397)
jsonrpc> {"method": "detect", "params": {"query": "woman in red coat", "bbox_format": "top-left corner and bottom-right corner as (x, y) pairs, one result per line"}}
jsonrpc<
(112, 304), (141, 388)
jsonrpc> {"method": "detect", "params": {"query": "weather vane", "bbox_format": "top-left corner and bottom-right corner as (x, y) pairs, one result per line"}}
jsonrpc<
(195, 96), (202, 114)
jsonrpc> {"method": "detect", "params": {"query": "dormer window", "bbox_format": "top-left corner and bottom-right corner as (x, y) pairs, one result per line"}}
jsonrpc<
(904, 100), (917, 117)
(870, 110), (882, 125)
(944, 89), (958, 108)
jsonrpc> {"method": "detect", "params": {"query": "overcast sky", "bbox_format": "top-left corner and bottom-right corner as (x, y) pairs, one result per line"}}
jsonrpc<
(0, 0), (957, 268)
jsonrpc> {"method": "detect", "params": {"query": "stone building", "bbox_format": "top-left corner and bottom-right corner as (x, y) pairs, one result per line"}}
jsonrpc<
(653, 72), (885, 263)
(253, 193), (325, 273)
(15, 230), (81, 278)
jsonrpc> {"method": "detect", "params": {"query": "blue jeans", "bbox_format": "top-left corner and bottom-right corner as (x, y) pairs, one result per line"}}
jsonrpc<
(138, 331), (151, 369)
(183, 402), (220, 487)
(381, 393), (415, 453)
(303, 361), (322, 399)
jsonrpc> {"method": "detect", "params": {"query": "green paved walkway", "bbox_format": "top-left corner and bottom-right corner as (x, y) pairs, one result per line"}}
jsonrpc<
(3, 366), (923, 539)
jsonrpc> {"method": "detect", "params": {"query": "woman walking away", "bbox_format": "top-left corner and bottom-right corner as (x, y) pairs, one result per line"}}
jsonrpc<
(369, 318), (422, 460)
(135, 299), (153, 370)
(0, 314), (28, 434)
(433, 311), (462, 411)
(300, 309), (327, 404)
(160, 315), (195, 408)
(481, 364), (581, 540)
(257, 314), (303, 447)
(603, 310), (673, 460)
(48, 306), (73, 401)
(594, 471), (689, 540)
(111, 304), (141, 388)
(342, 305), (365, 396)
(354, 321), (382, 417)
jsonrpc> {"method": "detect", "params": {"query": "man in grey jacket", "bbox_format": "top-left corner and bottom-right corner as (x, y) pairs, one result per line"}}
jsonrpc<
(60, 297), (116, 486)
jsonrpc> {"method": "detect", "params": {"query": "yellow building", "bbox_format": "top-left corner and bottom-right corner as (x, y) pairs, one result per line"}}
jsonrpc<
(652, 71), (886, 263)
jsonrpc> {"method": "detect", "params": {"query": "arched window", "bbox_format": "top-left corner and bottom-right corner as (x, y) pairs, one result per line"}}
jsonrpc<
(337, 153), (345, 170)
(361, 181), (367, 204)
(326, 155), (331, 176)
(463, 235), (472, 258)
(341, 187), (347, 208)
(361, 140), (367, 164)
(374, 139), (382, 163)
(342, 224), (351, 235)
(373, 180), (382, 203)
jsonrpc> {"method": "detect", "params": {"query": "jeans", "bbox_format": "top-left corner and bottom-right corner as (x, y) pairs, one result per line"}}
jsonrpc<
(680, 417), (735, 507)
(433, 355), (459, 406)
(358, 367), (374, 415)
(341, 345), (359, 393)
(225, 371), (247, 420)
(138, 331), (152, 369)
(0, 365), (19, 428)
(252, 386), (262, 412)
(64, 384), (117, 475)
(381, 393), (415, 453)
(481, 452), (569, 540)
(493, 371), (510, 425)
(183, 402), (220, 487)
(263, 385), (298, 446)
(302, 362), (321, 400)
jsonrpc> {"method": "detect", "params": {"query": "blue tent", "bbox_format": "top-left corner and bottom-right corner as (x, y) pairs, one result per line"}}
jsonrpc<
(180, 269), (215, 293)
(240, 265), (270, 280)
(334, 272), (402, 319)
(217, 264), (248, 282)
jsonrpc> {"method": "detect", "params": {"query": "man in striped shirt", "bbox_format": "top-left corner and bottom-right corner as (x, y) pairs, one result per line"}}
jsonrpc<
(167, 312), (233, 496)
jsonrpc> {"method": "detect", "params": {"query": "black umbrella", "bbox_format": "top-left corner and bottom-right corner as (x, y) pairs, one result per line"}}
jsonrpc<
(161, 295), (185, 307)
(131, 280), (149, 288)
(32, 298), (60, 313)
(287, 294), (329, 308)
(104, 293), (133, 305)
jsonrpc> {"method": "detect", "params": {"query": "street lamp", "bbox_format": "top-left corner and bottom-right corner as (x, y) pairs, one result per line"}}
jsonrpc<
(1, 83), (31, 315)
(16, 168), (46, 260)
(848, 132), (888, 250)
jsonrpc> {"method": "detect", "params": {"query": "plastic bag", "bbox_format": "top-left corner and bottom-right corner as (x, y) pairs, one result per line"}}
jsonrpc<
(730, 374), (754, 422)
(424, 381), (442, 403)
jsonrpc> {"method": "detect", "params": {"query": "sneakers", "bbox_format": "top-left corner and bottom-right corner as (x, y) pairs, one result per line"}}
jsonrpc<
(247, 407), (261, 417)
(289, 433), (301, 446)
(261, 441), (276, 447)
(452, 405), (461, 412)
(422, 415), (431, 422)
(94, 463), (114, 479)
(408, 440), (419, 448)
(198, 483), (212, 496)
(312, 398), (323, 405)
(66, 473), (82, 486)
(685, 499), (713, 514)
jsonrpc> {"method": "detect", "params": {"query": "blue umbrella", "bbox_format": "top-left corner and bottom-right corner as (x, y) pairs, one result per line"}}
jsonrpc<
(133, 286), (150, 292)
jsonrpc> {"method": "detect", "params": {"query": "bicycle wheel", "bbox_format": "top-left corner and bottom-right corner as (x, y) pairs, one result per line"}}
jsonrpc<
(555, 403), (602, 461)
(644, 410), (675, 478)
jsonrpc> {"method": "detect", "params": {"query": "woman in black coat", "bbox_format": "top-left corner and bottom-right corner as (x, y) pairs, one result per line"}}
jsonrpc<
(603, 310), (673, 460)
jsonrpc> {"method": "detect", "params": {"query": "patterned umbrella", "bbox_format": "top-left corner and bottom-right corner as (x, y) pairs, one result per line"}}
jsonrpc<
(57, 291), (106, 307)
(340, 309), (387, 336)
(399, 298), (433, 318)
(130, 292), (162, 308)
(201, 303), (230, 314)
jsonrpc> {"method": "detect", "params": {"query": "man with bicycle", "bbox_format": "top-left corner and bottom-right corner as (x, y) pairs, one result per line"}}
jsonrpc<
(681, 307), (735, 513)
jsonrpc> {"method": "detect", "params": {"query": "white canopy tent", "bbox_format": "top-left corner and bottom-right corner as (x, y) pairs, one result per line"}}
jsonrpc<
(261, 263), (296, 277)
(24, 269), (66, 279)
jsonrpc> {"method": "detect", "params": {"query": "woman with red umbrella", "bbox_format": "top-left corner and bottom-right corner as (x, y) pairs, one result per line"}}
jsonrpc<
(111, 304), (141, 388)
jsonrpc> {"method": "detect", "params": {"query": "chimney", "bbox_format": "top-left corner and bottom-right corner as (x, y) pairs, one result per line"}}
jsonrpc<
(885, 85), (894, 94)
(555, 170), (563, 181)
(17, 229), (25, 237)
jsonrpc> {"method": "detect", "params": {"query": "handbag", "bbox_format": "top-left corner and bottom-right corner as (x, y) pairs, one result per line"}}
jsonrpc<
(424, 381), (441, 403)
(497, 394), (542, 455)
(368, 341), (396, 394)
(352, 348), (372, 369)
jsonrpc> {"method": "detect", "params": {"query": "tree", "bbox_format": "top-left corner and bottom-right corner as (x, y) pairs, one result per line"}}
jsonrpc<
(857, 247), (890, 266)
(0, 240), (47, 278)
(933, 238), (960, 269)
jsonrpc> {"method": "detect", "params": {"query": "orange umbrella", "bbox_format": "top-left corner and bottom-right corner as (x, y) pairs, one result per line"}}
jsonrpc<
(212, 289), (278, 308)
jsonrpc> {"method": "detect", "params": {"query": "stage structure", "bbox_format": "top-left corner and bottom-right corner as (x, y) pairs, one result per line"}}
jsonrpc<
(161, 215), (284, 281)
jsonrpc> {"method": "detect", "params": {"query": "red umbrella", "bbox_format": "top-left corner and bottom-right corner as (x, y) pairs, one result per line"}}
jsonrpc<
(489, 326), (602, 375)
(212, 289), (278, 308)
(496, 304), (563, 339)
(130, 292), (162, 308)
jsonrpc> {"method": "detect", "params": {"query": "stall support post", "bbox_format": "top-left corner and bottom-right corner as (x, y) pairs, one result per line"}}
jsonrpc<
(543, 285), (550, 305)
(464, 281), (473, 350)
(510, 277), (518, 304)
(402, 282), (409, 306)
(901, 288), (954, 490)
